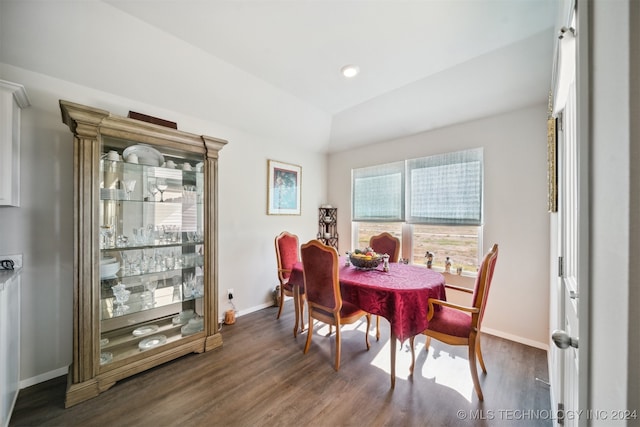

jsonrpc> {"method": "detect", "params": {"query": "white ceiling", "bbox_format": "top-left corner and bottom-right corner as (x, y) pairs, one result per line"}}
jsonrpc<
(103, 0), (558, 151)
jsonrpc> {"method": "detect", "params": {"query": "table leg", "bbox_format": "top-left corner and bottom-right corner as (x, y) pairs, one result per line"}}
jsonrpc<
(390, 331), (396, 389)
(293, 284), (300, 337)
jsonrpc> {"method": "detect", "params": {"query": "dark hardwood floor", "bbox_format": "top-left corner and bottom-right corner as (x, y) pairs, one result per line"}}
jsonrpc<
(10, 302), (552, 426)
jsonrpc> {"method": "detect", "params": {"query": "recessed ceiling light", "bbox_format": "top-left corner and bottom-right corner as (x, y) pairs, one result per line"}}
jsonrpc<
(341, 64), (360, 78)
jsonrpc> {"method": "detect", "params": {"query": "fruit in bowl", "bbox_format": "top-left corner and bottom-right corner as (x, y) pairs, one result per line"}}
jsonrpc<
(349, 247), (383, 269)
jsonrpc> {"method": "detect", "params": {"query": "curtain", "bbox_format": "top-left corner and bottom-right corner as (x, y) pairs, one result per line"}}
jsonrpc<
(352, 161), (404, 221)
(406, 148), (483, 225)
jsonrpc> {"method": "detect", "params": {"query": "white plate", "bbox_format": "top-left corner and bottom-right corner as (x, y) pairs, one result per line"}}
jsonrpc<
(181, 316), (203, 336)
(100, 352), (113, 365)
(138, 335), (167, 350)
(181, 324), (204, 336)
(123, 144), (165, 167)
(100, 262), (120, 279)
(132, 325), (159, 337)
(172, 309), (195, 325)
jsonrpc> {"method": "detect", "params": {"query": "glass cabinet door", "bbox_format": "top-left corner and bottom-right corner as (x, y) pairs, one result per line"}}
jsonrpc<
(98, 137), (205, 367)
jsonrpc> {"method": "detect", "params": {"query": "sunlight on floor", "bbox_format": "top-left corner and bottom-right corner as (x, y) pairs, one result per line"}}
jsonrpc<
(410, 341), (475, 402)
(309, 319), (474, 402)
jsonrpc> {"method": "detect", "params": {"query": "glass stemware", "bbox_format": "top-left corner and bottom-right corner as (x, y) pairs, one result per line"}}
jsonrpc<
(156, 179), (168, 202)
(148, 180), (159, 202)
(120, 251), (130, 275)
(123, 179), (136, 200)
(100, 219), (115, 248)
(113, 289), (130, 315)
(111, 283), (130, 316)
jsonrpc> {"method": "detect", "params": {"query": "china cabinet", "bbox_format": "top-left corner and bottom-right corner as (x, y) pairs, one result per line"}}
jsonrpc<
(317, 207), (338, 249)
(60, 100), (227, 407)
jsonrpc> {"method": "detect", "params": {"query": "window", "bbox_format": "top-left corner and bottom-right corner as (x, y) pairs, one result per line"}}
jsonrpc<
(352, 149), (483, 270)
(352, 161), (404, 221)
(356, 222), (403, 251)
(412, 224), (480, 271)
(407, 149), (483, 226)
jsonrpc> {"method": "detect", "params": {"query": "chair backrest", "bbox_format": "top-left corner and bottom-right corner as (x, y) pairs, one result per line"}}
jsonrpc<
(369, 232), (401, 263)
(300, 239), (341, 312)
(275, 231), (299, 284)
(471, 243), (499, 326)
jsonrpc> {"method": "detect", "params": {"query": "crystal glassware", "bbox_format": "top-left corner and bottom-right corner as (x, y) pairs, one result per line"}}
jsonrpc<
(123, 179), (136, 200)
(112, 289), (131, 315)
(148, 180), (159, 201)
(100, 219), (115, 249)
(156, 179), (168, 202)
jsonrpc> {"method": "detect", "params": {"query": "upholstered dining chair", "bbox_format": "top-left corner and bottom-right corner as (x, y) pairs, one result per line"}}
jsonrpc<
(369, 232), (401, 341)
(301, 239), (371, 371)
(275, 231), (305, 337)
(409, 243), (499, 401)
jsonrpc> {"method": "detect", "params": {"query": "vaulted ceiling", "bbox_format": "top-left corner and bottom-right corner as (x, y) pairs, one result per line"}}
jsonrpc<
(0, 1), (558, 153)
(105, 0), (558, 152)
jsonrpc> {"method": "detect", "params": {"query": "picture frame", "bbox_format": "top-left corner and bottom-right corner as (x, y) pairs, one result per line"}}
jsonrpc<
(547, 117), (558, 212)
(267, 159), (302, 215)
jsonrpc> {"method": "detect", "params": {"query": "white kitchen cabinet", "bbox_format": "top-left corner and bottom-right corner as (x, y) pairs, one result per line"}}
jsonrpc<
(0, 80), (30, 207)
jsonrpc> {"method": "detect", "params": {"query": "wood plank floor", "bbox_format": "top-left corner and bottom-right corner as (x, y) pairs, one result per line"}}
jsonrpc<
(10, 302), (552, 426)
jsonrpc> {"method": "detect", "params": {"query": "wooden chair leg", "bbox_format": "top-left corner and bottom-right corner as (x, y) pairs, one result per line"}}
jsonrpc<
(276, 286), (285, 319)
(409, 336), (416, 374)
(425, 336), (431, 352)
(476, 334), (487, 374)
(335, 323), (341, 371)
(468, 335), (484, 401)
(375, 315), (380, 341)
(365, 314), (371, 350)
(298, 294), (306, 333)
(304, 314), (313, 354)
(293, 287), (299, 337)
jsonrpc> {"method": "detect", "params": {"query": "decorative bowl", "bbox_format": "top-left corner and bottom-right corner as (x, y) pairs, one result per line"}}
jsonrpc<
(100, 261), (120, 278)
(349, 254), (383, 270)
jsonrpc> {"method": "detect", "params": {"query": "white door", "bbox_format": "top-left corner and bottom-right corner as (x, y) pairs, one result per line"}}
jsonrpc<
(552, 3), (588, 424)
(554, 80), (581, 426)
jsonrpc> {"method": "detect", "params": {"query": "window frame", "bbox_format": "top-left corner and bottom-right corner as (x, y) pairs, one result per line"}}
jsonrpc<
(350, 148), (484, 270)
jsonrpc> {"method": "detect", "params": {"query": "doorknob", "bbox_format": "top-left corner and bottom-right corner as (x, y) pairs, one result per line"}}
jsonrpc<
(552, 329), (579, 349)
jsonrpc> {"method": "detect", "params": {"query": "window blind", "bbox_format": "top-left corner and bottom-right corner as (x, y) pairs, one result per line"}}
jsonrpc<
(352, 161), (404, 222)
(407, 148), (483, 225)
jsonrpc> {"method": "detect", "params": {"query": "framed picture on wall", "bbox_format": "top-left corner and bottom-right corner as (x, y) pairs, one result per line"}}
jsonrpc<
(267, 159), (302, 215)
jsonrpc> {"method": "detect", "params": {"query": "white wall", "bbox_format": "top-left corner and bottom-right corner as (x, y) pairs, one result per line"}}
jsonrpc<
(329, 105), (551, 347)
(0, 65), (327, 385)
(589, 0), (636, 419)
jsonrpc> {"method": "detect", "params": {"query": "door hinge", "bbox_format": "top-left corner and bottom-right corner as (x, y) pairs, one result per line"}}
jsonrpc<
(558, 256), (564, 277)
(558, 112), (564, 131)
(557, 402), (565, 425)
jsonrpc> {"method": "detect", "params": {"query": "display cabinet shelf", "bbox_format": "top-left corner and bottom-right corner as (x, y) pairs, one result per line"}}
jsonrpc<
(60, 100), (227, 407)
(317, 207), (338, 249)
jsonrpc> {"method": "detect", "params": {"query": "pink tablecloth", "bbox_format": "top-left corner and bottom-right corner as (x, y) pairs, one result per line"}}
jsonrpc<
(289, 259), (446, 342)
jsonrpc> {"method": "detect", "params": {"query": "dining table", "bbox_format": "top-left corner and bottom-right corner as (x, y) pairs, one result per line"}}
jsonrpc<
(288, 257), (446, 388)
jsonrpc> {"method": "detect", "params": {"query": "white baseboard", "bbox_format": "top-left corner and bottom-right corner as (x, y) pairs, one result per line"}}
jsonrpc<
(220, 302), (275, 324)
(20, 366), (68, 390)
(482, 327), (549, 351)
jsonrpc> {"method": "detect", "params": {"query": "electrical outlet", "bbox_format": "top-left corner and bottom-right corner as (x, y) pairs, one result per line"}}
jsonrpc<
(227, 288), (234, 299)
(0, 253), (22, 269)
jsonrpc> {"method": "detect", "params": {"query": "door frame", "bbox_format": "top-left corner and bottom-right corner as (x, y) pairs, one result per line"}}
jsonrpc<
(549, 0), (591, 424)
